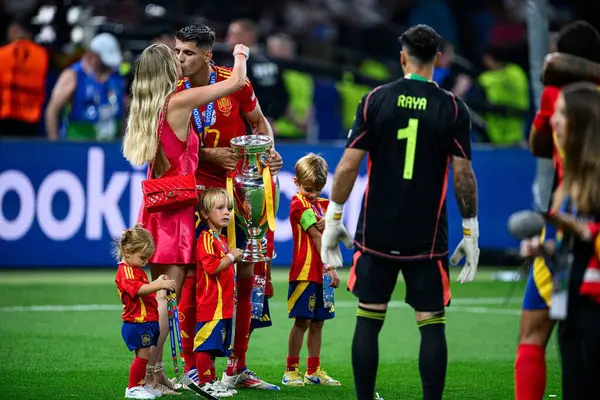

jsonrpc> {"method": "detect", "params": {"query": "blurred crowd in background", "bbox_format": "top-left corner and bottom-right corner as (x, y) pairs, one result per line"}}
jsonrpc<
(1, 0), (599, 146)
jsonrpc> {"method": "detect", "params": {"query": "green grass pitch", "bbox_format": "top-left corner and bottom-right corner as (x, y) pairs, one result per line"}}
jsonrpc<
(0, 268), (561, 399)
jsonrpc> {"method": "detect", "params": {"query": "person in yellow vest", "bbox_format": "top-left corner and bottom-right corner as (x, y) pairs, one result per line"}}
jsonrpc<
(478, 46), (529, 146)
(266, 34), (313, 139)
(0, 17), (48, 137)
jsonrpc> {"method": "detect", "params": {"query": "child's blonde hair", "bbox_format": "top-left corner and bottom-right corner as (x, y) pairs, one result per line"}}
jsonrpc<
(112, 225), (155, 261)
(295, 153), (328, 188)
(198, 188), (234, 220)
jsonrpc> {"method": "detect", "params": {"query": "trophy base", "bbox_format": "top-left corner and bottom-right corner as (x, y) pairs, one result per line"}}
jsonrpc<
(242, 238), (271, 263)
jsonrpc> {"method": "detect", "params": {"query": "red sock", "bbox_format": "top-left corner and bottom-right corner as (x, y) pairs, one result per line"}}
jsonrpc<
(515, 344), (546, 400)
(179, 274), (197, 372)
(211, 366), (216, 381)
(307, 357), (320, 375)
(128, 357), (148, 388)
(195, 352), (213, 385)
(230, 275), (253, 373)
(286, 356), (300, 371)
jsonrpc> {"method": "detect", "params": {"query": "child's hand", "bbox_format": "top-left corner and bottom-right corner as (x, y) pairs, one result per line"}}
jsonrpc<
(315, 218), (325, 233)
(327, 268), (341, 288)
(154, 274), (169, 282)
(161, 279), (177, 291)
(229, 248), (244, 261)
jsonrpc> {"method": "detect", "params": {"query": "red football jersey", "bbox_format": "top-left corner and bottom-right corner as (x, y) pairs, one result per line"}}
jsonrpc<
(115, 263), (159, 323)
(289, 193), (329, 283)
(196, 229), (235, 322)
(177, 65), (258, 189)
(532, 85), (563, 184)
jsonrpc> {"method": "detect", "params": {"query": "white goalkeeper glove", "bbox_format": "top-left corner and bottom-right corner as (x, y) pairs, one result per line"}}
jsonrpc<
(450, 218), (480, 283)
(320, 201), (354, 268)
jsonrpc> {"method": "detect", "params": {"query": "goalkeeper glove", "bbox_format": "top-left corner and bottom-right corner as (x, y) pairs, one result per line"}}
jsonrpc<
(320, 201), (354, 268)
(450, 218), (480, 283)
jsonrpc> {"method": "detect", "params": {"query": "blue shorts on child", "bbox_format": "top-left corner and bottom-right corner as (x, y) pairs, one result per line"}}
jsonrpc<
(122, 321), (160, 351)
(288, 281), (335, 321)
(194, 318), (233, 357)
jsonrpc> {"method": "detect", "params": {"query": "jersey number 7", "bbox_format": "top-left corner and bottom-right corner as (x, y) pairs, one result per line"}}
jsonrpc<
(397, 118), (418, 180)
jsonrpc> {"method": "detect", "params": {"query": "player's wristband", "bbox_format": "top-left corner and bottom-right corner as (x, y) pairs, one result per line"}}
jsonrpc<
(325, 201), (345, 222)
(462, 217), (479, 238)
(233, 50), (249, 60)
(226, 253), (236, 263)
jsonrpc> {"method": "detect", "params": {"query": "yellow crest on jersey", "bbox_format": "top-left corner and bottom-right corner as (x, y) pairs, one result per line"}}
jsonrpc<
(217, 96), (232, 116)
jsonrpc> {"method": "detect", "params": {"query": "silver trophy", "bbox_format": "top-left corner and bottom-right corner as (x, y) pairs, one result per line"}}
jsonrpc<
(230, 135), (280, 262)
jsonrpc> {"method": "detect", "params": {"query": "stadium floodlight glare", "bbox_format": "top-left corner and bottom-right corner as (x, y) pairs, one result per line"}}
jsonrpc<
(70, 26), (84, 43)
(32, 5), (57, 25)
(36, 25), (56, 44)
(67, 6), (82, 25)
(145, 4), (166, 17)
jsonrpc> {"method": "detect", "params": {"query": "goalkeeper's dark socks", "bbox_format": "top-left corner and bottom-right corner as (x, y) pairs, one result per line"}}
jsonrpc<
(418, 314), (448, 400)
(352, 306), (386, 400)
(514, 343), (546, 400)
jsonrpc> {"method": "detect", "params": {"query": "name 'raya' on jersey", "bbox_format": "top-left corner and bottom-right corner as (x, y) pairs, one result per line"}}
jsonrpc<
(346, 76), (472, 260)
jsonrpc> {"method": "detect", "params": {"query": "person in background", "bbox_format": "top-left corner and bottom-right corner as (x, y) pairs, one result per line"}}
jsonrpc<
(225, 19), (289, 127)
(477, 45), (530, 146)
(433, 41), (472, 99)
(153, 30), (176, 49)
(45, 32), (126, 141)
(267, 33), (313, 140)
(0, 17), (48, 138)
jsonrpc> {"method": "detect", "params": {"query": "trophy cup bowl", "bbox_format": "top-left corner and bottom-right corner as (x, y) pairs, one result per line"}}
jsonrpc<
(230, 135), (280, 262)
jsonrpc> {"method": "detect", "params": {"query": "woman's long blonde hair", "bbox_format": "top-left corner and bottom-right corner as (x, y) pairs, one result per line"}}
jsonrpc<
(122, 44), (179, 166)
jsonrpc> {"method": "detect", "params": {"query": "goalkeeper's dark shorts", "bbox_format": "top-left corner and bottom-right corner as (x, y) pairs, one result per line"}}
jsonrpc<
(348, 251), (451, 312)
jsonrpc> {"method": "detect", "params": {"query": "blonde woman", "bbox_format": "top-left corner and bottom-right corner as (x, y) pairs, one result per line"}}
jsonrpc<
(122, 42), (249, 393)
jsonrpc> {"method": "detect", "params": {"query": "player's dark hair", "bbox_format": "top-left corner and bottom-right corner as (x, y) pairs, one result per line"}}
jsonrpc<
(175, 24), (215, 49)
(398, 24), (442, 64)
(561, 82), (600, 213)
(557, 20), (600, 62)
(112, 225), (155, 261)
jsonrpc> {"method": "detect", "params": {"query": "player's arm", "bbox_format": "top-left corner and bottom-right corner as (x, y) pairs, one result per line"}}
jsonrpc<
(542, 52), (600, 86)
(452, 157), (478, 218)
(198, 235), (241, 274)
(529, 87), (558, 158)
(137, 275), (176, 296)
(45, 69), (76, 140)
(298, 206), (323, 248)
(116, 268), (175, 297)
(449, 99), (480, 282)
(244, 103), (275, 145)
(241, 81), (283, 174)
(529, 126), (554, 158)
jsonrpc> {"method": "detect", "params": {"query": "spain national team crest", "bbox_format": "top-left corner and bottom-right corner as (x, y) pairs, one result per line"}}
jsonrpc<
(309, 295), (316, 312)
(221, 327), (227, 344)
(217, 96), (233, 116)
(141, 333), (151, 346)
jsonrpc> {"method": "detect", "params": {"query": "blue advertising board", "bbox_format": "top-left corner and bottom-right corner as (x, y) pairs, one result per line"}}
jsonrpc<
(0, 139), (535, 268)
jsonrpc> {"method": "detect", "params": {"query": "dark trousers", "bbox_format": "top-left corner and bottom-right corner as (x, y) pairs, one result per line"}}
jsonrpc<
(558, 297), (600, 400)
